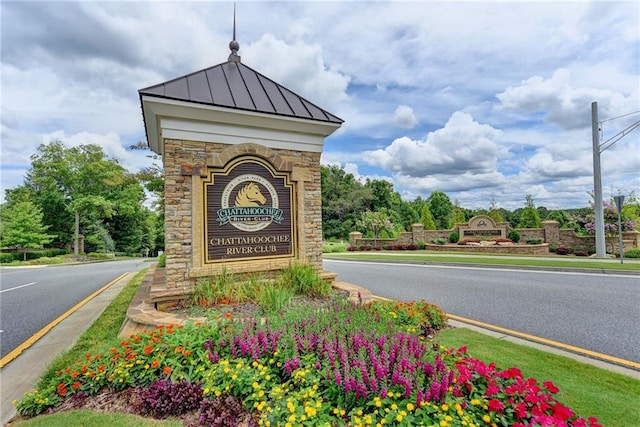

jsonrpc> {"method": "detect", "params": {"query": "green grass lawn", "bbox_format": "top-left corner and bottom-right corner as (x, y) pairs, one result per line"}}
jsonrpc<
(438, 328), (640, 426)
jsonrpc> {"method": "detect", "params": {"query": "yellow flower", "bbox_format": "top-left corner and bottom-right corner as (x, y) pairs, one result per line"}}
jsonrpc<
(482, 414), (491, 423)
(406, 403), (415, 411)
(441, 404), (449, 411)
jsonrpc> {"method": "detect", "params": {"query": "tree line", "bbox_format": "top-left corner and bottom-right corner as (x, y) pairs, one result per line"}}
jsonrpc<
(1, 144), (637, 257)
(321, 165), (639, 241)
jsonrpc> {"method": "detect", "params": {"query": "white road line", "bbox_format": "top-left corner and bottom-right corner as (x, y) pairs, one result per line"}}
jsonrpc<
(0, 282), (37, 294)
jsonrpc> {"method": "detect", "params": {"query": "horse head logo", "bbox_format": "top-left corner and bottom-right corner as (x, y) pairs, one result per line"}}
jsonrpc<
(234, 182), (267, 207)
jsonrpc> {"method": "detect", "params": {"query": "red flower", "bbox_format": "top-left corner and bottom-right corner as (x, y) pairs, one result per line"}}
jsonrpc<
(488, 399), (505, 412)
(144, 345), (153, 356)
(552, 402), (575, 421)
(151, 360), (160, 368)
(543, 381), (559, 393)
(163, 366), (172, 375)
(72, 381), (81, 390)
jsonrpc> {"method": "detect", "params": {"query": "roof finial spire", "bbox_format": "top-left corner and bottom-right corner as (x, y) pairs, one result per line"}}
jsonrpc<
(228, 2), (241, 63)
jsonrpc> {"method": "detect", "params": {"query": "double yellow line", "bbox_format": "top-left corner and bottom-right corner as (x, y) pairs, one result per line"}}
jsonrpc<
(0, 273), (127, 369)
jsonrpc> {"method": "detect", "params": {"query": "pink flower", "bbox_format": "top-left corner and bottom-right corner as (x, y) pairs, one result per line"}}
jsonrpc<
(543, 381), (559, 393)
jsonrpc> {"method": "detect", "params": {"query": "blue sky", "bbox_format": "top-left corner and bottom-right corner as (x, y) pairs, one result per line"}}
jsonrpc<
(1, 1), (638, 210)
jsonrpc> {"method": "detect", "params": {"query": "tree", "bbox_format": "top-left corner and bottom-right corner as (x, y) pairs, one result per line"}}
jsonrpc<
(547, 210), (572, 228)
(518, 194), (541, 228)
(0, 201), (55, 260)
(420, 205), (436, 230)
(584, 199), (637, 253)
(321, 165), (372, 240)
(427, 191), (453, 230)
(23, 141), (148, 255)
(487, 198), (505, 223)
(449, 205), (466, 228)
(355, 209), (394, 248)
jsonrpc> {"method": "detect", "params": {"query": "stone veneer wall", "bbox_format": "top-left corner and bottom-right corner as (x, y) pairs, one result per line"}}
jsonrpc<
(163, 139), (322, 291)
(349, 220), (639, 254)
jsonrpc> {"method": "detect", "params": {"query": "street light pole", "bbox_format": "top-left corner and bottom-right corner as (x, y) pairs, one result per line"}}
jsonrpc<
(591, 102), (606, 258)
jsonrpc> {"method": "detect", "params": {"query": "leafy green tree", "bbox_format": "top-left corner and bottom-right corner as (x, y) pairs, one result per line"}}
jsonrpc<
(355, 209), (394, 248)
(547, 210), (572, 228)
(321, 165), (372, 240)
(449, 205), (466, 228)
(0, 201), (55, 260)
(487, 198), (505, 223)
(427, 191), (453, 230)
(420, 205), (436, 230)
(518, 194), (541, 228)
(23, 141), (148, 255)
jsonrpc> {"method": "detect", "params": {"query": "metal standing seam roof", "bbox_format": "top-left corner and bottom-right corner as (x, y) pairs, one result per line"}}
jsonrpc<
(138, 61), (344, 125)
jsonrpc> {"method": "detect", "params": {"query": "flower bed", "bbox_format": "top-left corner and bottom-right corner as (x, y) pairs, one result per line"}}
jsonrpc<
(16, 300), (600, 426)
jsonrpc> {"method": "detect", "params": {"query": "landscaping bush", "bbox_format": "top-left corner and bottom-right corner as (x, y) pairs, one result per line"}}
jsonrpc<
(136, 379), (203, 418)
(429, 238), (447, 245)
(508, 230), (521, 243)
(417, 240), (426, 250)
(625, 248), (640, 258)
(449, 232), (459, 243)
(574, 251), (589, 257)
(555, 246), (571, 255)
(158, 253), (166, 267)
(0, 252), (19, 263)
(525, 237), (544, 244)
(549, 244), (558, 253)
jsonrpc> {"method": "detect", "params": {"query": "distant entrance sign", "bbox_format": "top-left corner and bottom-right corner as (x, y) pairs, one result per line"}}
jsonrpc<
(457, 215), (507, 239)
(204, 156), (296, 263)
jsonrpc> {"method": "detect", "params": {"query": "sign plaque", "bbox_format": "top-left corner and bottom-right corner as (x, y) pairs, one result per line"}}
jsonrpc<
(204, 156), (296, 263)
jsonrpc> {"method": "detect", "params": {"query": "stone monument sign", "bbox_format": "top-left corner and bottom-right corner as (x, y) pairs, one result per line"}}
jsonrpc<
(139, 37), (342, 301)
(457, 215), (507, 239)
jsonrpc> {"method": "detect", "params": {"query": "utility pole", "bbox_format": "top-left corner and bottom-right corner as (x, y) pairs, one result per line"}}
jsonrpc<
(591, 102), (606, 258)
(591, 101), (640, 258)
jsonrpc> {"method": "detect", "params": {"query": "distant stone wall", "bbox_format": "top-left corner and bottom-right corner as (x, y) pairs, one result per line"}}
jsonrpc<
(349, 218), (639, 254)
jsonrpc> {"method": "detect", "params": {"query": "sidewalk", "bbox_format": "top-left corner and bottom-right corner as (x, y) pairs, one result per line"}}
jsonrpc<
(0, 273), (134, 426)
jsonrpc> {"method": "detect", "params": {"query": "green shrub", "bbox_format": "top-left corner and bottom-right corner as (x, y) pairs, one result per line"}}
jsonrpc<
(624, 248), (640, 258)
(257, 283), (294, 314)
(508, 230), (521, 243)
(449, 232), (459, 243)
(0, 252), (19, 263)
(549, 244), (558, 252)
(157, 253), (166, 267)
(429, 238), (447, 245)
(322, 242), (348, 253)
(279, 263), (330, 297)
(417, 240), (426, 250)
(525, 237), (544, 244)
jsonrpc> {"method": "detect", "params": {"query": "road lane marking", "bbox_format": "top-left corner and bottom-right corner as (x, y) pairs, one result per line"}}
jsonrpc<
(0, 282), (37, 294)
(0, 273), (128, 369)
(370, 294), (639, 370)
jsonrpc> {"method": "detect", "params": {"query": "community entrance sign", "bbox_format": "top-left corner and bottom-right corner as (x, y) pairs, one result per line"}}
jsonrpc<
(204, 156), (296, 263)
(457, 215), (507, 239)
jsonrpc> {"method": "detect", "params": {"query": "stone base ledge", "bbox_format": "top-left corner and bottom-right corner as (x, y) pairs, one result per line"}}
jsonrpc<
(118, 266), (373, 339)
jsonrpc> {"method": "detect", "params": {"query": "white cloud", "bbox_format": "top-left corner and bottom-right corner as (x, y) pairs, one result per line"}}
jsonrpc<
(363, 112), (503, 177)
(394, 105), (418, 129)
(496, 68), (638, 129)
(243, 33), (350, 110)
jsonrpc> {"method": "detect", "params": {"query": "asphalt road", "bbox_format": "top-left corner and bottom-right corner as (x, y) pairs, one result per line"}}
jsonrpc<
(0, 259), (149, 359)
(324, 259), (640, 363)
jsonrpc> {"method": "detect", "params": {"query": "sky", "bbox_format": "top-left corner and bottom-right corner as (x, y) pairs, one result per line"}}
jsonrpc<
(1, 1), (639, 211)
